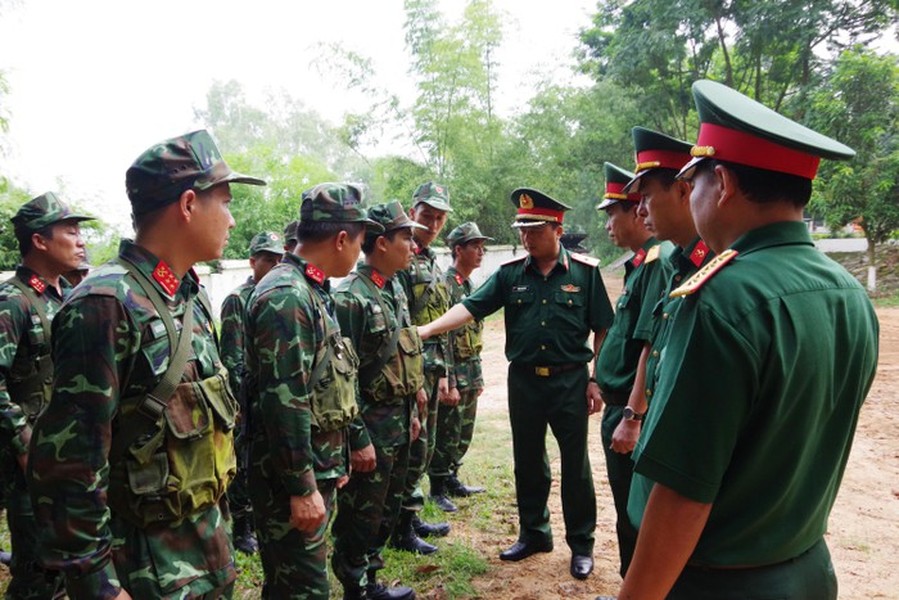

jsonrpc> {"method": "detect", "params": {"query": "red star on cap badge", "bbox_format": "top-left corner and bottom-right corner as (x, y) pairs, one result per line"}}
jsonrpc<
(28, 275), (47, 294)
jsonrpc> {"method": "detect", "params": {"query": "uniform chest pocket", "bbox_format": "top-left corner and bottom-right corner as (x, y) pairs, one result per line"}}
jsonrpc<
(366, 303), (388, 334)
(554, 290), (585, 308)
(139, 320), (174, 377)
(508, 289), (535, 306)
(616, 291), (632, 312)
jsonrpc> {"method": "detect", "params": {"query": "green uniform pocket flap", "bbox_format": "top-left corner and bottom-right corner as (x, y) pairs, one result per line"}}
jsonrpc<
(127, 452), (170, 495)
(554, 290), (584, 307)
(398, 327), (423, 356)
(164, 382), (213, 440)
(201, 368), (238, 431)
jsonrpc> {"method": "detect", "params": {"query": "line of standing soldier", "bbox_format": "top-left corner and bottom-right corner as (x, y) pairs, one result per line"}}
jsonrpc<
(0, 74), (880, 600)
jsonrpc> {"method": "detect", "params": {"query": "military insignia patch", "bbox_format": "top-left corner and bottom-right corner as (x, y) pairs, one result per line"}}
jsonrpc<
(560, 284), (581, 293)
(454, 273), (464, 285)
(520, 194), (534, 209)
(646, 245), (661, 263)
(305, 263), (325, 285)
(670, 249), (738, 297)
(632, 248), (647, 267)
(28, 274), (47, 294)
(689, 240), (711, 267)
(152, 262), (179, 296)
(370, 270), (386, 289)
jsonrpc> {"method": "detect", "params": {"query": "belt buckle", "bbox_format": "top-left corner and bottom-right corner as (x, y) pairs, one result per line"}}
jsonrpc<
(535, 366), (550, 377)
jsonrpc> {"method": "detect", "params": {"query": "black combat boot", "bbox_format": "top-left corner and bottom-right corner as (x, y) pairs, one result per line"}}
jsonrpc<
(233, 514), (259, 555)
(411, 514), (450, 538)
(389, 510), (438, 555)
(446, 468), (485, 497)
(366, 570), (416, 600)
(342, 584), (368, 600)
(0, 548), (10, 566)
(428, 476), (458, 512)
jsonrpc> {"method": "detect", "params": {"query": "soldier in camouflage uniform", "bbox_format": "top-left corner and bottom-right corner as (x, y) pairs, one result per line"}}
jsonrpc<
(391, 181), (454, 554)
(430, 222), (492, 500)
(1, 192), (93, 599)
(245, 183), (380, 600)
(283, 220), (299, 254)
(29, 129), (264, 599)
(220, 231), (283, 555)
(331, 201), (426, 600)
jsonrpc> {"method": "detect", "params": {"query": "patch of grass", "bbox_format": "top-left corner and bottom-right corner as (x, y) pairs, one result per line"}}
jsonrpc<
(872, 292), (899, 308)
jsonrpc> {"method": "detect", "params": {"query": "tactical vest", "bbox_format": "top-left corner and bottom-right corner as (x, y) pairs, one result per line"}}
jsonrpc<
(453, 320), (484, 361)
(409, 253), (451, 327)
(351, 273), (425, 403)
(307, 284), (359, 432)
(5, 277), (54, 422)
(108, 259), (237, 528)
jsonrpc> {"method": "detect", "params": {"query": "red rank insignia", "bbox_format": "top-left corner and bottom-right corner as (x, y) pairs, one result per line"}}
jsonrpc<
(153, 262), (180, 296)
(454, 273), (464, 285)
(370, 270), (386, 289)
(689, 240), (710, 267)
(305, 263), (326, 285)
(631, 248), (647, 268)
(28, 275), (47, 294)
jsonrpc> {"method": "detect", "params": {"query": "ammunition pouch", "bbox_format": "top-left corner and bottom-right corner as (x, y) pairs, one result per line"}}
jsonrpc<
(310, 333), (359, 432)
(364, 326), (425, 402)
(453, 321), (483, 361)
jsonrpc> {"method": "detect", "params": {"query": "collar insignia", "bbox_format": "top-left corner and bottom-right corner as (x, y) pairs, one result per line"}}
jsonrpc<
(152, 262), (180, 296)
(28, 275), (47, 294)
(305, 263), (326, 285)
(454, 273), (464, 285)
(370, 270), (386, 289)
(689, 240), (711, 267)
(632, 248), (647, 268)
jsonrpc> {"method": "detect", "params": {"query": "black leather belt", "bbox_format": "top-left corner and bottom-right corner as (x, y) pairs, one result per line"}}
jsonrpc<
(515, 362), (584, 377)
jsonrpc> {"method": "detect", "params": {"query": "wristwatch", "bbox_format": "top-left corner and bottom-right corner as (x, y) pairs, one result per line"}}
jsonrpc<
(622, 406), (645, 422)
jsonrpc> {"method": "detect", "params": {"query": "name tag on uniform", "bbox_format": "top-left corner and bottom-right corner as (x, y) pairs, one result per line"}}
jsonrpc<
(512, 285), (529, 292)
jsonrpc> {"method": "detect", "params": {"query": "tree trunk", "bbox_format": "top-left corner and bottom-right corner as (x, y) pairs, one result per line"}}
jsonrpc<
(866, 234), (876, 292)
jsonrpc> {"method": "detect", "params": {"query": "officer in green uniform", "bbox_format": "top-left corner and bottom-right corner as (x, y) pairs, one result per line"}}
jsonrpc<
(220, 231), (283, 555)
(431, 222), (492, 498)
(420, 188), (614, 581)
(29, 129), (264, 599)
(619, 127), (713, 427)
(332, 201), (426, 600)
(392, 181), (454, 554)
(0, 192), (93, 599)
(245, 183), (379, 600)
(611, 80), (879, 600)
(594, 163), (672, 578)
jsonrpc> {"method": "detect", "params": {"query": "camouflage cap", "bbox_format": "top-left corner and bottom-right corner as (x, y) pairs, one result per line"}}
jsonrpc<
(11, 192), (94, 233)
(446, 222), (493, 247)
(412, 181), (453, 212)
(283, 219), (299, 244)
(367, 200), (428, 234)
(248, 231), (284, 256)
(299, 182), (383, 233)
(126, 129), (266, 216)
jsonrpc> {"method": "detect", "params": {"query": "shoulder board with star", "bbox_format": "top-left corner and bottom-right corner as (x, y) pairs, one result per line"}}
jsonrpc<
(669, 249), (738, 298)
(570, 253), (600, 268)
(502, 254), (527, 266)
(645, 244), (661, 264)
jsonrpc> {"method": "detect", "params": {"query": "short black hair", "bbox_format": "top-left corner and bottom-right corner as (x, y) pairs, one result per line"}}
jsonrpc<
(696, 159), (812, 208)
(15, 224), (54, 257)
(296, 220), (366, 244)
(362, 228), (403, 255)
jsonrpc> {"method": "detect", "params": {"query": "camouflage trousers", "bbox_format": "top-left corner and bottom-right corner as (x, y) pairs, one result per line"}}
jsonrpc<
(252, 477), (337, 600)
(226, 420), (253, 520)
(399, 370), (440, 509)
(429, 385), (481, 478)
(332, 442), (410, 590)
(4, 467), (65, 600)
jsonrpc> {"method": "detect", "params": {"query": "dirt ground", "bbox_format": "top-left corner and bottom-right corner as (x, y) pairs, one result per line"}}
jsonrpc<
(460, 274), (899, 600)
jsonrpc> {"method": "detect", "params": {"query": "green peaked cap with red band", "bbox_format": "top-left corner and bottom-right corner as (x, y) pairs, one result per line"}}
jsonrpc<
(678, 80), (855, 181)
(597, 162), (640, 210)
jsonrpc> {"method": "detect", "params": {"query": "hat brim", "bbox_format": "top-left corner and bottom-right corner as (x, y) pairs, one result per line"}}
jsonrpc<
(595, 198), (622, 211)
(452, 235), (494, 245)
(252, 246), (284, 256)
(363, 219), (386, 233)
(675, 156), (706, 180)
(511, 220), (552, 229)
(196, 171), (267, 190)
(414, 199), (453, 212)
(621, 171), (646, 195)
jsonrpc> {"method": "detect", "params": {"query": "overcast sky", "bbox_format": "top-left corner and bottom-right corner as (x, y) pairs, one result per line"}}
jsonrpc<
(0, 0), (597, 232)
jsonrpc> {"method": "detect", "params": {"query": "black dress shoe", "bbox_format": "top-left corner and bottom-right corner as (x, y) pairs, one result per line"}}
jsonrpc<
(389, 531), (439, 555)
(570, 554), (594, 580)
(499, 539), (553, 561)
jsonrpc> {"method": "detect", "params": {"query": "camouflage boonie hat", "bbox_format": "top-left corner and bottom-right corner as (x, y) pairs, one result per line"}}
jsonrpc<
(412, 181), (453, 212)
(446, 222), (493, 247)
(11, 192), (94, 233)
(367, 201), (428, 234)
(299, 182), (383, 232)
(249, 231), (284, 256)
(126, 129), (266, 216)
(283, 220), (299, 244)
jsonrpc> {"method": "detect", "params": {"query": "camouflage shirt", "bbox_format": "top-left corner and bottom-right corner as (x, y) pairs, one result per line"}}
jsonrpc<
(0, 266), (70, 460)
(245, 253), (370, 497)
(219, 276), (255, 398)
(29, 240), (235, 600)
(397, 244), (453, 381)
(445, 266), (484, 390)
(335, 264), (414, 448)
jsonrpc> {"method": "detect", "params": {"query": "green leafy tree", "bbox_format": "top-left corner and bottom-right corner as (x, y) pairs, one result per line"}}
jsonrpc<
(808, 47), (899, 291)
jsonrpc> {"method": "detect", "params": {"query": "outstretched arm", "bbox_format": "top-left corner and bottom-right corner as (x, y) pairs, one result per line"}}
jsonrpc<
(418, 303), (474, 340)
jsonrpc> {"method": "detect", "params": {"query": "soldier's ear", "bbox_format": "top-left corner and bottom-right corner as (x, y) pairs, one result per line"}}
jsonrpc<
(179, 189), (198, 222)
